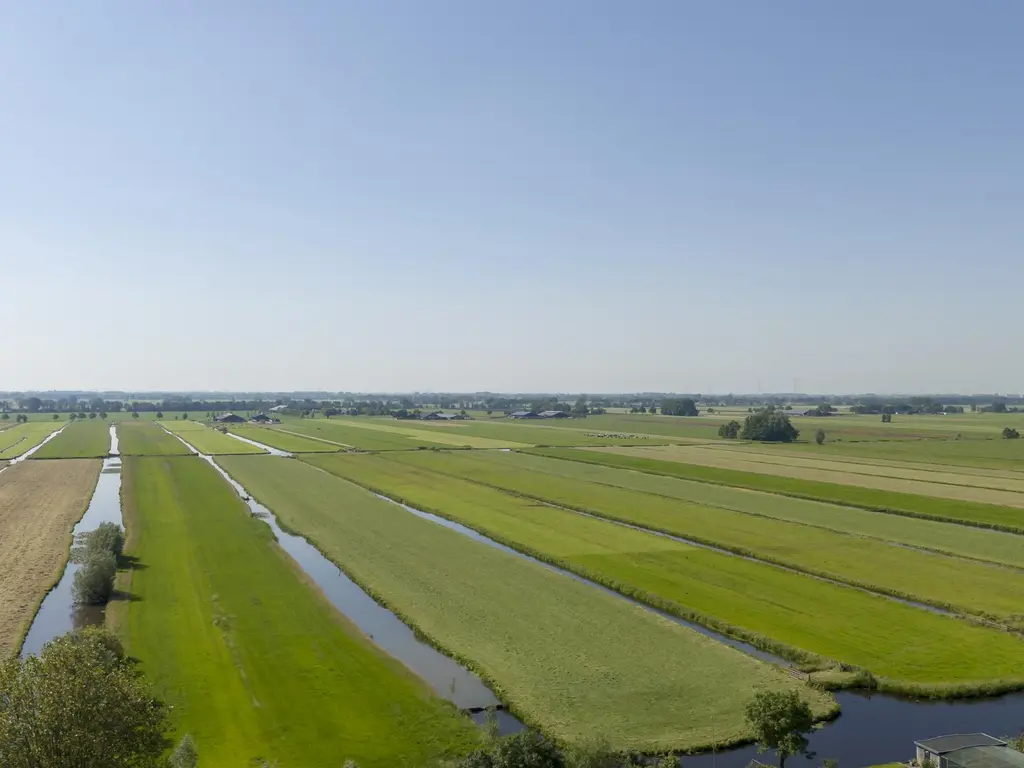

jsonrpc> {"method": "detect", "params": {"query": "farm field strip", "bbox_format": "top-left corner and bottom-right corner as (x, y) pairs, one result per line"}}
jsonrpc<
(369, 417), (683, 447)
(113, 456), (477, 768)
(302, 452), (1024, 693)
(676, 444), (1024, 494)
(0, 459), (101, 656)
(0, 422), (64, 459)
(225, 424), (341, 453)
(217, 454), (834, 751)
(594, 445), (1024, 508)
(307, 418), (525, 449)
(384, 451), (1024, 625)
(116, 420), (194, 456)
(530, 447), (1024, 532)
(759, 437), (1024, 473)
(465, 450), (1024, 571)
(159, 421), (266, 455)
(29, 419), (111, 459)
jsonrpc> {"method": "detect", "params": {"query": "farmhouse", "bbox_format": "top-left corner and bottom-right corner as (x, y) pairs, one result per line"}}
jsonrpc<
(915, 734), (1024, 768)
(269, 404), (288, 412)
(213, 413), (245, 423)
(423, 412), (461, 421)
(539, 410), (570, 419)
(508, 411), (536, 419)
(250, 413), (280, 424)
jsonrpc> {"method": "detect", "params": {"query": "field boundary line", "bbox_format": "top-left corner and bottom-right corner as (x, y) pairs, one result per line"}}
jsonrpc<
(523, 448), (1024, 536)
(380, 454), (1024, 630)
(270, 427), (353, 449)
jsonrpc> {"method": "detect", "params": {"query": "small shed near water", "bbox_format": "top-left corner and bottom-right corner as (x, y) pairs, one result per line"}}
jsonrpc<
(916, 735), (1024, 768)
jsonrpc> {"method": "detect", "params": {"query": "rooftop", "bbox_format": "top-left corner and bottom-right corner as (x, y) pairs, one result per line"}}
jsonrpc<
(917, 735), (1006, 755)
(944, 746), (1024, 768)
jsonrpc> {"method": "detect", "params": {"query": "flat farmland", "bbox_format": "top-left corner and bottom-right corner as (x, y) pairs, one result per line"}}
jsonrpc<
(113, 456), (477, 767)
(116, 421), (193, 456)
(217, 455), (834, 751)
(304, 417), (525, 449)
(30, 419), (111, 459)
(0, 459), (100, 655)
(389, 450), (1024, 622)
(592, 444), (1024, 508)
(159, 421), (265, 454)
(532, 448), (1024, 531)
(303, 453), (1024, 693)
(225, 424), (341, 453)
(368, 418), (678, 447)
(275, 418), (449, 450)
(764, 437), (1024, 473)
(0, 422), (63, 459)
(466, 450), (1024, 571)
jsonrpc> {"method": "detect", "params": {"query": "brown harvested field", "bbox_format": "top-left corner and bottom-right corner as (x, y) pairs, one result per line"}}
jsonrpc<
(0, 459), (101, 656)
(694, 445), (1024, 494)
(594, 445), (1024, 508)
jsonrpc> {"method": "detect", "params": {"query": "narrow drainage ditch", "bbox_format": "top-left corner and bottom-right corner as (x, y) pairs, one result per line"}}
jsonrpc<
(0, 423), (69, 474)
(366, 489), (1024, 768)
(161, 428), (523, 735)
(20, 425), (123, 656)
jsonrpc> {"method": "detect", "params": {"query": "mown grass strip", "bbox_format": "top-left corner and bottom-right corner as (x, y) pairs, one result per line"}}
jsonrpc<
(159, 421), (265, 455)
(0, 422), (63, 459)
(226, 424), (341, 453)
(30, 419), (110, 459)
(112, 456), (477, 768)
(527, 447), (1024, 533)
(386, 451), (1024, 624)
(303, 453), (1024, 698)
(115, 421), (193, 456)
(462, 450), (1024, 572)
(218, 454), (834, 752)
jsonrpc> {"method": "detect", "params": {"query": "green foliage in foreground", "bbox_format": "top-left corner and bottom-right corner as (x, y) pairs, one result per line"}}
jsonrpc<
(308, 452), (1024, 692)
(114, 456), (477, 768)
(219, 455), (834, 752)
(116, 421), (193, 456)
(158, 421), (265, 455)
(745, 691), (815, 768)
(30, 419), (110, 459)
(388, 451), (1024, 623)
(0, 629), (169, 768)
(527, 447), (1024, 532)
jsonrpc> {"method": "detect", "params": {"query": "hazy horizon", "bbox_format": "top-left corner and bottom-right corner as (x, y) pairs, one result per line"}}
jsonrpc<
(3, 2), (1022, 393)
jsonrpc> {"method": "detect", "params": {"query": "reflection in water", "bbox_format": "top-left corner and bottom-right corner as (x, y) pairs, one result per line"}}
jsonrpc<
(21, 451), (123, 657)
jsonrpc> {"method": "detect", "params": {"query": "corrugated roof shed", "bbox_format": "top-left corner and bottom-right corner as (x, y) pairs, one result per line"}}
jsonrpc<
(945, 746), (1024, 768)
(917, 736), (1007, 754)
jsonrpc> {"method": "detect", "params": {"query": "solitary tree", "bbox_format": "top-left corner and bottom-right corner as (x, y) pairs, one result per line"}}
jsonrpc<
(69, 413), (77, 421)
(745, 690), (815, 768)
(132, 411), (140, 419)
(156, 411), (164, 419)
(0, 629), (168, 767)
(815, 429), (826, 445)
(52, 413), (59, 420)
(741, 409), (799, 443)
(1003, 427), (1020, 440)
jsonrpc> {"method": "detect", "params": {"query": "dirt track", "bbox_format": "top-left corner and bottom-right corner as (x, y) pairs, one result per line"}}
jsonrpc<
(0, 459), (101, 656)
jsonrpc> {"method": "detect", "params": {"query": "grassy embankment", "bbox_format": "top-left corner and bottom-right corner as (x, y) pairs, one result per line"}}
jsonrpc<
(388, 451), (1024, 624)
(454, 450), (1024, 571)
(0, 459), (101, 656)
(111, 456), (478, 768)
(302, 452), (1024, 697)
(225, 424), (341, 453)
(217, 454), (835, 752)
(158, 421), (265, 455)
(527, 447), (1024, 532)
(0, 422), (64, 459)
(30, 419), (111, 459)
(116, 421), (193, 456)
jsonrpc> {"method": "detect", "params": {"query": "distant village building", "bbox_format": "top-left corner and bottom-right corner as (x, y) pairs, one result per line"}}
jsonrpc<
(423, 412), (462, 421)
(269, 405), (288, 412)
(213, 413), (245, 423)
(916, 734), (1024, 768)
(538, 410), (570, 419)
(508, 411), (535, 419)
(249, 413), (280, 424)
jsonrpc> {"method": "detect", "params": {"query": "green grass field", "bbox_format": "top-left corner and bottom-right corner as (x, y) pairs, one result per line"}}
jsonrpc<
(303, 453), (1024, 695)
(115, 421), (193, 456)
(29, 419), (111, 459)
(459, 450), (1024, 571)
(112, 456), (478, 767)
(158, 421), (265, 455)
(766, 436), (1024, 472)
(529, 447), (1024, 532)
(0, 422), (63, 459)
(217, 454), (834, 751)
(225, 424), (341, 453)
(274, 418), (447, 450)
(384, 451), (1024, 623)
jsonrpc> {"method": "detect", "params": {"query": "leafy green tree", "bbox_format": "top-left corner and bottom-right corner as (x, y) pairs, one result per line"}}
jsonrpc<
(1003, 427), (1020, 439)
(741, 410), (799, 442)
(52, 413), (59, 420)
(156, 411), (164, 418)
(100, 411), (107, 419)
(815, 429), (826, 445)
(881, 413), (892, 423)
(0, 413), (8, 420)
(662, 398), (699, 416)
(72, 551), (117, 605)
(181, 412), (188, 420)
(649, 406), (658, 414)
(132, 411), (140, 419)
(573, 396), (589, 416)
(69, 413), (77, 421)
(0, 629), (169, 767)
(169, 734), (199, 768)
(88, 411), (97, 419)
(745, 690), (815, 768)
(718, 420), (741, 439)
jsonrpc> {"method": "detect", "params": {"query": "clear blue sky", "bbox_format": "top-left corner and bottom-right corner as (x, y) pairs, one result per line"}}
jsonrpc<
(3, 1), (1022, 394)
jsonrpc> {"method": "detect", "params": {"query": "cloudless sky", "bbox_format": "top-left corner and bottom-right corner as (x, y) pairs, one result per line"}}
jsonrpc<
(2, 1), (1022, 394)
